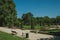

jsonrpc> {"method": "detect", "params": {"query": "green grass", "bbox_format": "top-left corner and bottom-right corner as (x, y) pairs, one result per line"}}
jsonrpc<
(34, 25), (41, 29)
(23, 25), (60, 32)
(24, 26), (31, 29)
(48, 29), (60, 32)
(24, 25), (47, 29)
(0, 31), (27, 40)
(24, 25), (40, 29)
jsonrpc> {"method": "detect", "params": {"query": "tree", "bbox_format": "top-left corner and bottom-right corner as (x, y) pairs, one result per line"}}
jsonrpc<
(0, 0), (17, 27)
(22, 12), (34, 29)
(22, 12), (33, 25)
(50, 18), (56, 25)
(43, 16), (50, 26)
(56, 16), (60, 25)
(36, 17), (44, 26)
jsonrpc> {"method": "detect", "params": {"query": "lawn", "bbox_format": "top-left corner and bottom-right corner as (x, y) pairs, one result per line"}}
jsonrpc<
(24, 25), (41, 29)
(24, 26), (31, 29)
(0, 31), (27, 40)
(23, 25), (48, 30)
(48, 29), (60, 32)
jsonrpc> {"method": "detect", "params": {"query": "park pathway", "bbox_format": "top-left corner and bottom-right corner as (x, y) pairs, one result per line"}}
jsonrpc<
(0, 27), (53, 40)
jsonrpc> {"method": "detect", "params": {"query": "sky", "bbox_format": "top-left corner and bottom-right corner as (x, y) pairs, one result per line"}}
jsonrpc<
(14, 0), (60, 18)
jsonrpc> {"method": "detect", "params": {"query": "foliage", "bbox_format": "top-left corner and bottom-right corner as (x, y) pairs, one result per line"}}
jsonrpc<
(0, 0), (17, 27)
(22, 12), (34, 29)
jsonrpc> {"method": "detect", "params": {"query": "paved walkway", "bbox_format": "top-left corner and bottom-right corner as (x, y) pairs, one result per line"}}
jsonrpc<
(0, 27), (53, 40)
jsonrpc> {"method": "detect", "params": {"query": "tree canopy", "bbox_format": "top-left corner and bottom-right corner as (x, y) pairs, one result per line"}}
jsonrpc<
(0, 0), (17, 27)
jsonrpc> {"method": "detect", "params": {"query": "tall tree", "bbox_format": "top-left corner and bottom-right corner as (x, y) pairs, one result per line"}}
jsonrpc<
(22, 12), (33, 25)
(0, 0), (17, 27)
(36, 17), (44, 26)
(22, 12), (34, 29)
(56, 16), (60, 25)
(50, 18), (56, 25)
(44, 16), (50, 26)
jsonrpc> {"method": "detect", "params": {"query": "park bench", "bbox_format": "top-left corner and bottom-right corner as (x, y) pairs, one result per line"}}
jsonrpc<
(11, 31), (17, 35)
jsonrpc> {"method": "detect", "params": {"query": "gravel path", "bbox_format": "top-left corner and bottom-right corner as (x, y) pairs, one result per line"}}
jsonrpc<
(0, 27), (53, 40)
